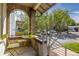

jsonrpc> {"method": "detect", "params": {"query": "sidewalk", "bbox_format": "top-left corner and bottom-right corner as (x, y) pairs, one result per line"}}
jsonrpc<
(50, 47), (79, 56)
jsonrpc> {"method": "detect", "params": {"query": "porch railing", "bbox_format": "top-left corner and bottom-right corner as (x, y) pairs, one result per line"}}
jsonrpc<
(49, 37), (68, 56)
(36, 31), (68, 56)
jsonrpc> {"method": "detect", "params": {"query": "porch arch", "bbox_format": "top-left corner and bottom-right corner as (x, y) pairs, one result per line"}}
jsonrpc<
(9, 9), (29, 36)
(6, 4), (36, 37)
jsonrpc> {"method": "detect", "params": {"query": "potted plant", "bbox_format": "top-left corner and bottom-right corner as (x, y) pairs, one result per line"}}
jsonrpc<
(28, 32), (32, 39)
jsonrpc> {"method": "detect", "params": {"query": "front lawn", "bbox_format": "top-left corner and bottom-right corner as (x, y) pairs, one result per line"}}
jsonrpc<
(63, 42), (79, 53)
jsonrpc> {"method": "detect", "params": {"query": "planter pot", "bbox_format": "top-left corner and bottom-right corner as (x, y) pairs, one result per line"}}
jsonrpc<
(0, 40), (5, 55)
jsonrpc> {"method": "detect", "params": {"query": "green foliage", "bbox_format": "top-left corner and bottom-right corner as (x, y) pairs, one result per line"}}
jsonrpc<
(35, 10), (76, 32)
(28, 32), (32, 38)
(21, 9), (76, 34)
(67, 18), (76, 26)
(53, 9), (76, 32)
(36, 12), (53, 32)
(16, 32), (24, 36)
(21, 15), (29, 35)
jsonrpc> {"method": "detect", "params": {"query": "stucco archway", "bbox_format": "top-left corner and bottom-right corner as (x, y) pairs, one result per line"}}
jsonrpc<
(6, 4), (36, 36)
(9, 9), (29, 36)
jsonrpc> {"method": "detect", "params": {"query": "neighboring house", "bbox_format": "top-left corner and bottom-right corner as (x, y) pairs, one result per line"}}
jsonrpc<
(16, 21), (24, 32)
(68, 26), (79, 32)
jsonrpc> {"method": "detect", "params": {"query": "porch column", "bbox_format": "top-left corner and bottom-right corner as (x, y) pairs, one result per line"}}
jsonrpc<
(0, 3), (7, 55)
(3, 4), (7, 35)
(0, 4), (3, 38)
(0, 3), (7, 36)
(28, 8), (36, 35)
(0, 4), (1, 37)
(6, 6), (10, 37)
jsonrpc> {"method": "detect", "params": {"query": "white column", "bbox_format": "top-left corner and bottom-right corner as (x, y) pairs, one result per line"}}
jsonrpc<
(0, 4), (3, 36)
(10, 12), (17, 37)
(3, 4), (7, 35)
(0, 4), (1, 36)
(0, 3), (7, 55)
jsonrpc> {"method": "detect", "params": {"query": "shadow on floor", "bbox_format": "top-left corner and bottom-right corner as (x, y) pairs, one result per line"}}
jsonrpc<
(5, 46), (36, 56)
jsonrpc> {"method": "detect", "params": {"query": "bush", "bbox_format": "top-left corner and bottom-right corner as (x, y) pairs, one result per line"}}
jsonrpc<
(16, 32), (24, 36)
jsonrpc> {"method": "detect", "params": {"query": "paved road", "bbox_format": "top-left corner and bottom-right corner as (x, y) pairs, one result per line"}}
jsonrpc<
(37, 32), (79, 44)
(52, 32), (79, 44)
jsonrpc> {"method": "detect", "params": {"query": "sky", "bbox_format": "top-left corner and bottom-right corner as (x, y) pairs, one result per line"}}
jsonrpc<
(48, 3), (79, 23)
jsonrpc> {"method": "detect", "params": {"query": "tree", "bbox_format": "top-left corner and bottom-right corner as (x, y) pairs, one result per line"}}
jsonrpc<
(36, 12), (54, 32)
(53, 9), (76, 32)
(67, 18), (76, 26)
(21, 15), (29, 35)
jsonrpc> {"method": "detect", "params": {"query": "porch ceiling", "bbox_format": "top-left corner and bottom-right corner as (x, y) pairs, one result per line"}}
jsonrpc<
(8, 3), (56, 14)
(19, 3), (56, 13)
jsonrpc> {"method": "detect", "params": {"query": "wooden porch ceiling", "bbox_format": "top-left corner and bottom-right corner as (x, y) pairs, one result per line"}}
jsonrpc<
(7, 3), (56, 14)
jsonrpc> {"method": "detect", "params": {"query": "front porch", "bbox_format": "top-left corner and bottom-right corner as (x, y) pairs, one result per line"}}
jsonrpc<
(1, 3), (79, 56)
(0, 3), (55, 56)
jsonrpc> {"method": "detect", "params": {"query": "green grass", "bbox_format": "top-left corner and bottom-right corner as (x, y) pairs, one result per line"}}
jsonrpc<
(64, 42), (79, 53)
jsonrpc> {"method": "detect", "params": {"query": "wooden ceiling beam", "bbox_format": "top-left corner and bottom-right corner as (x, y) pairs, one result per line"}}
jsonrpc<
(34, 3), (41, 10)
(40, 5), (47, 12)
(36, 9), (43, 14)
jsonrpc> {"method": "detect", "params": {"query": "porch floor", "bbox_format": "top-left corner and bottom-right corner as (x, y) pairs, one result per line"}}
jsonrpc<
(5, 46), (36, 56)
